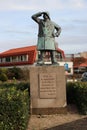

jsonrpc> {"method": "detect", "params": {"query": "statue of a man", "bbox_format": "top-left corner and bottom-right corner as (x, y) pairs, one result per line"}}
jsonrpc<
(31, 12), (61, 65)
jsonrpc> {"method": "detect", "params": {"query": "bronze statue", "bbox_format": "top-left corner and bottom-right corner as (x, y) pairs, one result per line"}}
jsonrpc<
(31, 12), (61, 65)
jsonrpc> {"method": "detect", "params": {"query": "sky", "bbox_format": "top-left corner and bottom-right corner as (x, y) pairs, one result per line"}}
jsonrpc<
(0, 0), (87, 54)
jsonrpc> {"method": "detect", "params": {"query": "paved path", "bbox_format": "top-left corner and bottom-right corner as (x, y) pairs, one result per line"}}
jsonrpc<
(45, 117), (87, 130)
(27, 114), (87, 130)
(27, 105), (87, 130)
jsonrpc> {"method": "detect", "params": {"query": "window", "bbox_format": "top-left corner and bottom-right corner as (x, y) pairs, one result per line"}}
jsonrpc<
(6, 57), (10, 62)
(0, 58), (5, 63)
(17, 55), (28, 62)
(12, 56), (17, 62)
(0, 58), (2, 63)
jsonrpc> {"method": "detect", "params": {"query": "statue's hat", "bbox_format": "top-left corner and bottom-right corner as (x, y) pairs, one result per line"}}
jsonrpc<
(44, 12), (50, 19)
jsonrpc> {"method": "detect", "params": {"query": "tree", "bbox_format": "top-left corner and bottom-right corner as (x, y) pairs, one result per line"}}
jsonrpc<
(7, 67), (23, 80)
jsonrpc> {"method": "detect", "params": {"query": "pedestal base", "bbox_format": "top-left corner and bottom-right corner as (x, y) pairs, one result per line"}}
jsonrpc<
(30, 66), (67, 115)
(32, 107), (67, 115)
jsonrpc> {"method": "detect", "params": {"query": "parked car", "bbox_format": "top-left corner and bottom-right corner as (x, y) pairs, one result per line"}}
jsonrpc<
(81, 72), (87, 82)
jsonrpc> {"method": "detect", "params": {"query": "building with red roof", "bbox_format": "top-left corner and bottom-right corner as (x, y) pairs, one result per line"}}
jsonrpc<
(0, 45), (65, 67)
(79, 61), (87, 67)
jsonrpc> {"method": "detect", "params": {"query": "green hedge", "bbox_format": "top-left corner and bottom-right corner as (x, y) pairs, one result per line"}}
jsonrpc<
(0, 82), (30, 130)
(66, 82), (76, 104)
(67, 82), (87, 115)
(0, 82), (30, 90)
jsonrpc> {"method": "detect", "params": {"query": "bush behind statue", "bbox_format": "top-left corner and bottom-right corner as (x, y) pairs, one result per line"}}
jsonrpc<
(0, 67), (30, 82)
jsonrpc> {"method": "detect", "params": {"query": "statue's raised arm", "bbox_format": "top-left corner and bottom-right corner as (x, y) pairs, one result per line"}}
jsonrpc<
(32, 12), (45, 23)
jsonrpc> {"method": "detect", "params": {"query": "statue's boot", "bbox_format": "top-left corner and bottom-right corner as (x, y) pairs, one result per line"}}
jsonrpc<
(37, 51), (44, 65)
(51, 51), (58, 65)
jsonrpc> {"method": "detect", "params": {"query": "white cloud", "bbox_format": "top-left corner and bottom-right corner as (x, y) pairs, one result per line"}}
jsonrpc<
(0, 0), (86, 11)
(65, 0), (86, 8)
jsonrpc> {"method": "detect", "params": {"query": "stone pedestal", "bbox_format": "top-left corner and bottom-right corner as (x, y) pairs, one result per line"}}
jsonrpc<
(30, 66), (67, 115)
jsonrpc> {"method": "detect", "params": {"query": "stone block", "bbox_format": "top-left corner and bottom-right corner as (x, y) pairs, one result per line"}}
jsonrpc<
(30, 66), (67, 115)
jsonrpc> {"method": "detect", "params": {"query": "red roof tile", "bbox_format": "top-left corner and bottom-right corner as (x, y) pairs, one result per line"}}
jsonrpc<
(79, 61), (87, 67)
(74, 61), (87, 68)
(0, 45), (65, 57)
(0, 45), (36, 56)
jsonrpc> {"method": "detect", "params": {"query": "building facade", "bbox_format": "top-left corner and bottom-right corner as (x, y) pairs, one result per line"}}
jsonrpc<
(0, 45), (65, 67)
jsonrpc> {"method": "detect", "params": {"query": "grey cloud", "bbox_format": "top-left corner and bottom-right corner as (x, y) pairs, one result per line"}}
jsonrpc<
(0, 0), (87, 11)
(73, 19), (87, 24)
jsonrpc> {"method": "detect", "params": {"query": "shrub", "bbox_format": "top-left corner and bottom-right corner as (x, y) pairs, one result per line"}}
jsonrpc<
(16, 82), (30, 94)
(67, 82), (87, 115)
(0, 73), (8, 82)
(74, 82), (87, 114)
(7, 67), (24, 80)
(0, 68), (8, 74)
(0, 82), (30, 92)
(0, 68), (8, 82)
(0, 82), (30, 130)
(66, 82), (76, 104)
(0, 67), (29, 81)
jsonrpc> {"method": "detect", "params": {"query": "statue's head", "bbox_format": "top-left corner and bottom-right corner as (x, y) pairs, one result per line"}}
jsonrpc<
(43, 12), (50, 20)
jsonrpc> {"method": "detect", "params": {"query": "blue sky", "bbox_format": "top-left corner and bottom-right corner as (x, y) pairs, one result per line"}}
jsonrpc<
(0, 0), (87, 54)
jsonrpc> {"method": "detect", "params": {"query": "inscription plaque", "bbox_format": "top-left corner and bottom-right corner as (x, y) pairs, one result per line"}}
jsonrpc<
(39, 73), (56, 99)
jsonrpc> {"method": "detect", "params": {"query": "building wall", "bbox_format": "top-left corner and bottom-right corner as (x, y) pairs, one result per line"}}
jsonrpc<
(80, 52), (87, 58)
(0, 54), (28, 63)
